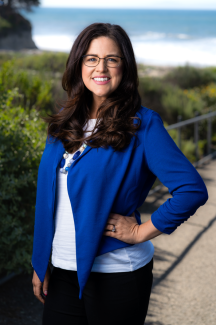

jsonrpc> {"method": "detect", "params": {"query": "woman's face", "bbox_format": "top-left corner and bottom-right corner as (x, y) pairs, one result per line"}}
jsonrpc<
(81, 36), (124, 102)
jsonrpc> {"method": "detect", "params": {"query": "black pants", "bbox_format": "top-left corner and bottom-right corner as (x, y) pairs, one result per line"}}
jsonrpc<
(42, 258), (153, 325)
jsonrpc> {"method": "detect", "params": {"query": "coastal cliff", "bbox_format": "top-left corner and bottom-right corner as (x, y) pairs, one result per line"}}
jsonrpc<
(0, 7), (37, 50)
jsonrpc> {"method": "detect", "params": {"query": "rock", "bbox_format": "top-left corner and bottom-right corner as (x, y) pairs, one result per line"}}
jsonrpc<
(0, 30), (37, 50)
(0, 6), (38, 50)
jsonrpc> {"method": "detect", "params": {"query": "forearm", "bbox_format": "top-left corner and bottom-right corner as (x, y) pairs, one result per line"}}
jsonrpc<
(137, 218), (162, 243)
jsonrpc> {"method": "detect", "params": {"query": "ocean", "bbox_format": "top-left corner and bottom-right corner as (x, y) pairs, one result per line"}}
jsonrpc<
(20, 8), (216, 67)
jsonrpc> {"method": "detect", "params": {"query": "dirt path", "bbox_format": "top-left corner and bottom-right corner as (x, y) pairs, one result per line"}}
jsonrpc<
(0, 273), (43, 325)
(139, 158), (216, 325)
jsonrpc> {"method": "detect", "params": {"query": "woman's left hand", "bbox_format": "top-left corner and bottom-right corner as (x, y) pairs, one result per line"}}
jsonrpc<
(103, 212), (141, 244)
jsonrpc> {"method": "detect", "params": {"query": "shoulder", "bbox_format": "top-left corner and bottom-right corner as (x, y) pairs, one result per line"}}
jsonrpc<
(135, 106), (164, 133)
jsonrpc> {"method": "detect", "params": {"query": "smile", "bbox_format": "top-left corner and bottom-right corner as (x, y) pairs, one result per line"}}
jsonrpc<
(93, 78), (110, 81)
(92, 78), (111, 85)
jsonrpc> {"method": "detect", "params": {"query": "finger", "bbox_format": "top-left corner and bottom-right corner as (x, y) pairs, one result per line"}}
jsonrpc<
(104, 224), (116, 231)
(103, 231), (115, 237)
(107, 217), (120, 223)
(43, 282), (49, 297)
(43, 271), (50, 296)
(34, 286), (45, 304)
(108, 214), (120, 220)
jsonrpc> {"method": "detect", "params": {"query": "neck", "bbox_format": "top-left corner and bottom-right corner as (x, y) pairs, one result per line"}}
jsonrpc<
(90, 95), (106, 119)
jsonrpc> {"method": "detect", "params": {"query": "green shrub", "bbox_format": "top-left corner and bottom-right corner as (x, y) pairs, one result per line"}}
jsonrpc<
(166, 123), (205, 161)
(181, 139), (196, 162)
(0, 60), (56, 112)
(138, 76), (205, 124)
(16, 52), (68, 74)
(0, 51), (68, 74)
(200, 83), (216, 107)
(162, 86), (204, 121)
(0, 17), (12, 31)
(138, 77), (172, 122)
(0, 86), (47, 275)
(165, 65), (216, 89)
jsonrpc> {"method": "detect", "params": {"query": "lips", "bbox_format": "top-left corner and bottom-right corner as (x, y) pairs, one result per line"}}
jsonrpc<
(92, 77), (111, 85)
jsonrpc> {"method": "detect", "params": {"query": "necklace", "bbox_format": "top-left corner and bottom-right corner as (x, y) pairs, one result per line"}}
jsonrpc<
(60, 142), (88, 174)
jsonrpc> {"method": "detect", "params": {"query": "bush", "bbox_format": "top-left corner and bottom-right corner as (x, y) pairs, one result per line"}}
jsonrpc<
(0, 86), (47, 275)
(16, 52), (68, 74)
(0, 60), (59, 113)
(162, 86), (204, 121)
(0, 51), (68, 75)
(138, 76), (205, 124)
(138, 77), (171, 122)
(200, 83), (216, 107)
(0, 16), (12, 31)
(165, 65), (216, 89)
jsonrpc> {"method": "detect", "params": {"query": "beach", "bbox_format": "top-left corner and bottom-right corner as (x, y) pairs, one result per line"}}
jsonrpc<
(19, 8), (216, 68)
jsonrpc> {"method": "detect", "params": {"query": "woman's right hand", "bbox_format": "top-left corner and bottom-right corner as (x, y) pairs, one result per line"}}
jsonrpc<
(32, 266), (51, 304)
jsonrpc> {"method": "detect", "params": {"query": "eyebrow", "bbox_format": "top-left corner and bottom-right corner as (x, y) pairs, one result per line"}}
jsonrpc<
(85, 54), (120, 57)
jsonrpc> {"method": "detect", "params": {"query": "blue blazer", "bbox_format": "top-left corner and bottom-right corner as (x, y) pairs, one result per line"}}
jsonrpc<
(31, 106), (208, 299)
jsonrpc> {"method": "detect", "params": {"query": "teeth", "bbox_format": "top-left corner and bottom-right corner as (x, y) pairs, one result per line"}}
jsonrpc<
(93, 78), (110, 81)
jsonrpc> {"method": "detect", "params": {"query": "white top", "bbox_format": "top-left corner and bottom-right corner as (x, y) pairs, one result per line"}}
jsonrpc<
(51, 119), (154, 272)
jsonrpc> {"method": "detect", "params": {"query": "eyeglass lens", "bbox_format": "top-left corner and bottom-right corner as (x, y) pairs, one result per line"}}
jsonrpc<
(83, 56), (121, 67)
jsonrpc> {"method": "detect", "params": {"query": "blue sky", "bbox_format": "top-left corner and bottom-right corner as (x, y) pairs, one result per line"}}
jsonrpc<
(41, 0), (216, 9)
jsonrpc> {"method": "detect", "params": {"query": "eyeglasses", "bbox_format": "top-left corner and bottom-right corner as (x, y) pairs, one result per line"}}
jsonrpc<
(82, 55), (124, 68)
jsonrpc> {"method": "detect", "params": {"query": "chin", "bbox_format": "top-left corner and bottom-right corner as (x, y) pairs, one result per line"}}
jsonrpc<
(93, 91), (110, 97)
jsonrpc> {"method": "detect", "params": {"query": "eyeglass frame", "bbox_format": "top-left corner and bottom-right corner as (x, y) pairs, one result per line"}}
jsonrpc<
(81, 55), (124, 68)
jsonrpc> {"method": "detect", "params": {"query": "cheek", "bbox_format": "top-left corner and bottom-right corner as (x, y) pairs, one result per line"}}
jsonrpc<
(113, 67), (123, 83)
(82, 65), (91, 86)
(116, 66), (123, 75)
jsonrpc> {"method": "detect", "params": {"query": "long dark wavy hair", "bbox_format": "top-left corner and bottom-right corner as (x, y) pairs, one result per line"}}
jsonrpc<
(45, 22), (142, 152)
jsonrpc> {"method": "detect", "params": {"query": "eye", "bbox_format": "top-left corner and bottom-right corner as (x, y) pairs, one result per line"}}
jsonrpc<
(107, 57), (118, 62)
(87, 58), (97, 62)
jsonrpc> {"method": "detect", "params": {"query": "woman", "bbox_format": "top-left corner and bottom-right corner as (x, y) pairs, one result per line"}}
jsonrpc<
(32, 23), (208, 325)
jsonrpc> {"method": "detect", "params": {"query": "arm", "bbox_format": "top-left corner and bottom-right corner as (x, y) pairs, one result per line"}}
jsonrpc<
(104, 212), (162, 244)
(104, 111), (208, 243)
(143, 111), (208, 234)
(137, 218), (162, 242)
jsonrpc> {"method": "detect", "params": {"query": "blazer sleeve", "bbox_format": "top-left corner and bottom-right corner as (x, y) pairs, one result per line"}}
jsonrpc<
(143, 111), (208, 234)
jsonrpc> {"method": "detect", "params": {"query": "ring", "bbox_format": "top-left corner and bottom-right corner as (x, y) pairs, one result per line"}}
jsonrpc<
(111, 225), (116, 232)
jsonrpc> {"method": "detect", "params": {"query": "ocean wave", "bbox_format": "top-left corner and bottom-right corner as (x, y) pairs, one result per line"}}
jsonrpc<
(33, 34), (76, 52)
(133, 38), (216, 66)
(131, 32), (191, 42)
(131, 32), (167, 41)
(32, 34), (216, 67)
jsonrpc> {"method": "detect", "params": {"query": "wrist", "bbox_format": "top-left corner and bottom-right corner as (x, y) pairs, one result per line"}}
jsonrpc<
(135, 224), (144, 244)
(136, 219), (162, 243)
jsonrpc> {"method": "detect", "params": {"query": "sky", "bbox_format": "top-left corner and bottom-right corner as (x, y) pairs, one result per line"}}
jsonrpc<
(41, 0), (216, 9)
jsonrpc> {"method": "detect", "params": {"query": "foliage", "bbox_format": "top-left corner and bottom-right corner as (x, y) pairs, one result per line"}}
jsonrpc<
(0, 5), (33, 37)
(162, 86), (204, 121)
(138, 76), (205, 124)
(164, 65), (216, 89)
(0, 51), (68, 74)
(0, 60), (59, 113)
(200, 83), (216, 107)
(15, 52), (68, 74)
(138, 77), (170, 121)
(0, 85), (46, 275)
(4, 0), (40, 10)
(0, 16), (12, 31)
(0, 52), (20, 66)
(165, 123), (205, 162)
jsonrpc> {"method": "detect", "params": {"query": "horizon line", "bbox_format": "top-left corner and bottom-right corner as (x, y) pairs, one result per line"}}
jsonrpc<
(39, 7), (216, 10)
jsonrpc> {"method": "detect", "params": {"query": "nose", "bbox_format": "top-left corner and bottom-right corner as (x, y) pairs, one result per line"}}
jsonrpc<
(95, 58), (108, 72)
